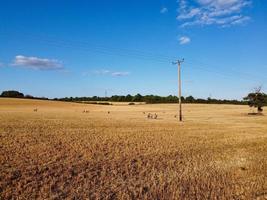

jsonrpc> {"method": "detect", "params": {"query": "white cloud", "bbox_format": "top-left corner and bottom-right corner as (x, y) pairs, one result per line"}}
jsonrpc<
(92, 69), (111, 75)
(179, 36), (191, 45)
(177, 8), (201, 19)
(12, 55), (63, 70)
(89, 69), (130, 77)
(229, 15), (250, 25)
(160, 7), (168, 14)
(177, 0), (251, 27)
(111, 72), (130, 76)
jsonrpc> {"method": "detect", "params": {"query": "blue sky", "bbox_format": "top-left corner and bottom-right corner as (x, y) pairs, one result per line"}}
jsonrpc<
(0, 0), (266, 99)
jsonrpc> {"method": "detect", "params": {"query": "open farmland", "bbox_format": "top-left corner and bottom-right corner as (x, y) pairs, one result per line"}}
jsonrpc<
(0, 98), (266, 199)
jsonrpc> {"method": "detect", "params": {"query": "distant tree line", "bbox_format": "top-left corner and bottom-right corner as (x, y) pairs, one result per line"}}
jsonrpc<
(2, 90), (267, 107)
(55, 94), (250, 105)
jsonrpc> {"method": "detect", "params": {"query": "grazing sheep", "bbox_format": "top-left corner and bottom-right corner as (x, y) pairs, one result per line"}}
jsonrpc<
(108, 111), (110, 114)
(83, 110), (89, 113)
(33, 108), (38, 112)
(147, 113), (157, 119)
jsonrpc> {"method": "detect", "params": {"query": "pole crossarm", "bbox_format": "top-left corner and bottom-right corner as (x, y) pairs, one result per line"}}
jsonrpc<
(172, 58), (184, 66)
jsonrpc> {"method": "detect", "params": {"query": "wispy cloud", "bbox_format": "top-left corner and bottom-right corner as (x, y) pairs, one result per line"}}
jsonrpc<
(87, 69), (130, 77)
(11, 55), (63, 70)
(177, 0), (251, 27)
(0, 62), (3, 67)
(160, 7), (168, 14)
(179, 36), (191, 45)
(92, 69), (111, 75)
(111, 72), (130, 76)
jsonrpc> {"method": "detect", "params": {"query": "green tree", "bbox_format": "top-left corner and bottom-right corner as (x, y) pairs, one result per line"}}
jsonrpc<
(1, 90), (24, 98)
(132, 94), (143, 102)
(185, 96), (195, 103)
(125, 94), (133, 102)
(110, 95), (119, 101)
(117, 96), (125, 102)
(244, 87), (266, 113)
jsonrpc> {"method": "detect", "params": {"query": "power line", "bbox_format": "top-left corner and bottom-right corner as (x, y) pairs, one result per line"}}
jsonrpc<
(186, 60), (267, 82)
(0, 31), (175, 63)
(0, 30), (266, 84)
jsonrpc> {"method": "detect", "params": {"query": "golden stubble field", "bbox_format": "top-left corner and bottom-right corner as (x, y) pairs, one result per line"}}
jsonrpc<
(0, 98), (266, 199)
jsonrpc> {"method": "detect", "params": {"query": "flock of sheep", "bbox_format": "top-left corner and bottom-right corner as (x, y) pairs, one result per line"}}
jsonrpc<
(82, 110), (160, 119)
(33, 108), (161, 119)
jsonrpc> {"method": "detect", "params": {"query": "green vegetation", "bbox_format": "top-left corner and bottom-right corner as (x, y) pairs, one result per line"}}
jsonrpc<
(243, 87), (267, 113)
(0, 90), (48, 100)
(79, 101), (112, 105)
(1, 90), (24, 98)
(2, 90), (267, 106)
(56, 94), (248, 105)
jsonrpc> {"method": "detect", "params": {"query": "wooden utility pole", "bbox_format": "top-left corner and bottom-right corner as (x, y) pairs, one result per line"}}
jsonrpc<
(173, 59), (184, 121)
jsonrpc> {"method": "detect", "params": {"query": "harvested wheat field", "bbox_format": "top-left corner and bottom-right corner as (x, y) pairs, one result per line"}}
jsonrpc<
(0, 98), (266, 199)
